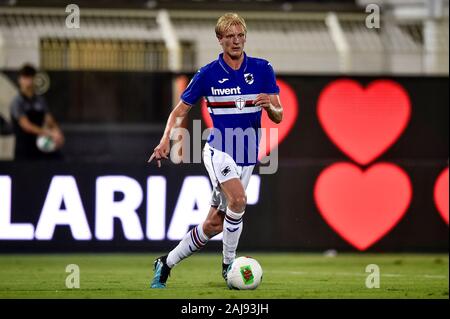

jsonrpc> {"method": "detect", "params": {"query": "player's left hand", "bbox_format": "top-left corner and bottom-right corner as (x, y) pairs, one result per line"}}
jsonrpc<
(254, 94), (272, 110)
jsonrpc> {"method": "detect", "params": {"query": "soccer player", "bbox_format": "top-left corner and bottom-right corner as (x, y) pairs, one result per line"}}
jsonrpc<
(148, 13), (283, 288)
(10, 64), (65, 160)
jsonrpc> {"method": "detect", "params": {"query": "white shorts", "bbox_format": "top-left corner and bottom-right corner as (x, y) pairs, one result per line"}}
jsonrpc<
(203, 143), (255, 213)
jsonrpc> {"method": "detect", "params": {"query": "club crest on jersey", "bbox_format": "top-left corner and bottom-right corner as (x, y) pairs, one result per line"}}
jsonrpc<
(244, 73), (254, 85)
(221, 166), (231, 176)
(234, 97), (246, 110)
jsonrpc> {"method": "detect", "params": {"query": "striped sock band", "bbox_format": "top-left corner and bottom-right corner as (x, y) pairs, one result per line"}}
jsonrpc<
(224, 213), (243, 226)
(190, 224), (208, 249)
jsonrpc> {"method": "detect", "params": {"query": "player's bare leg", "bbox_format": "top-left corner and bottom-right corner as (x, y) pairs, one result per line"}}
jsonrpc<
(203, 206), (225, 238)
(151, 206), (225, 288)
(219, 178), (247, 279)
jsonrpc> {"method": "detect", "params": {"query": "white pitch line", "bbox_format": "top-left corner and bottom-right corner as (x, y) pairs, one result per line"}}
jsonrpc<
(267, 271), (448, 279)
(424, 275), (447, 279)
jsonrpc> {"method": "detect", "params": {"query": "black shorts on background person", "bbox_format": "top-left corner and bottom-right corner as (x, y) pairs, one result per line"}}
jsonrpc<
(9, 64), (65, 161)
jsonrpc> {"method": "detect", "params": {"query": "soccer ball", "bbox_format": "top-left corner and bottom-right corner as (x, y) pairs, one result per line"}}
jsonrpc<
(36, 135), (56, 153)
(226, 256), (263, 290)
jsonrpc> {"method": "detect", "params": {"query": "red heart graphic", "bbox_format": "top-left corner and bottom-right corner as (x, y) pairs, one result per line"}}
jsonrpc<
(314, 162), (412, 250)
(434, 167), (449, 225)
(201, 79), (298, 159)
(318, 79), (411, 165)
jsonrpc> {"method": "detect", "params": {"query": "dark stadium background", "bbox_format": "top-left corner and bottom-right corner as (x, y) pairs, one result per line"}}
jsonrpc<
(0, 0), (448, 253)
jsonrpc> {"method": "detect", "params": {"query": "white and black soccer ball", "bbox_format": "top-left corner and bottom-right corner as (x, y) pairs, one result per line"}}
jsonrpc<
(36, 135), (56, 153)
(226, 256), (263, 290)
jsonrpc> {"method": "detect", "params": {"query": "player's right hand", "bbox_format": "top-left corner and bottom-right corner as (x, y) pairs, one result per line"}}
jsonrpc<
(50, 129), (65, 148)
(43, 128), (64, 149)
(148, 137), (170, 168)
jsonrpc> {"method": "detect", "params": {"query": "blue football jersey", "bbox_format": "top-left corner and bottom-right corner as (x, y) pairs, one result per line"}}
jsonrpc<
(181, 52), (280, 166)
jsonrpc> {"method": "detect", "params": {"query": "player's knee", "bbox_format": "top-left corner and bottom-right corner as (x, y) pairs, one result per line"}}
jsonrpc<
(229, 194), (247, 213)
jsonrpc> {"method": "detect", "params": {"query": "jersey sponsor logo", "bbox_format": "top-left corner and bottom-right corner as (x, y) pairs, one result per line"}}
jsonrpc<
(210, 86), (242, 96)
(218, 78), (229, 84)
(244, 73), (254, 85)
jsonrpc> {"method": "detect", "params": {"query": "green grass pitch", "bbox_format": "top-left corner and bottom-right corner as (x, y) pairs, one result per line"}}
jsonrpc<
(0, 253), (447, 299)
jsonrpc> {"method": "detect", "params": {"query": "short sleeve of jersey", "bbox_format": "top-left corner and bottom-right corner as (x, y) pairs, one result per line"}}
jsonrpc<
(10, 96), (25, 120)
(262, 62), (280, 94)
(181, 68), (205, 106)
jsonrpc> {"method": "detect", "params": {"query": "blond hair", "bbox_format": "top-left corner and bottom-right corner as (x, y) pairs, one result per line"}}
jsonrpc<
(215, 13), (247, 38)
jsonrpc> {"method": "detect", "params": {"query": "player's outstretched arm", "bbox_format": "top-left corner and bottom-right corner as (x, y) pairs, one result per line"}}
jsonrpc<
(254, 93), (283, 124)
(148, 100), (192, 167)
(18, 115), (51, 136)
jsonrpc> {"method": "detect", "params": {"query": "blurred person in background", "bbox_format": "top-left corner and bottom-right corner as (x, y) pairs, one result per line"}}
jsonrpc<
(9, 64), (64, 161)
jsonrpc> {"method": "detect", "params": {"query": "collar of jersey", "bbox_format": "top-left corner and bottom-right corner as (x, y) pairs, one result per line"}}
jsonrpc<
(218, 52), (248, 75)
(20, 92), (36, 102)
